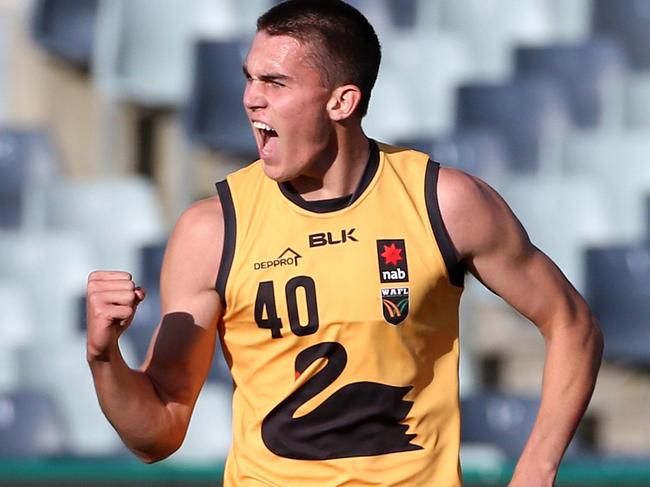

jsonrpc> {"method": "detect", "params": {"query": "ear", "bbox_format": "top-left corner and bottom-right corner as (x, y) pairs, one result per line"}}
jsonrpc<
(327, 84), (362, 121)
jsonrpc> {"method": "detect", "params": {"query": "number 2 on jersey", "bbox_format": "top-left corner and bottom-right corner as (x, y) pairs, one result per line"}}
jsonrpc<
(255, 276), (320, 339)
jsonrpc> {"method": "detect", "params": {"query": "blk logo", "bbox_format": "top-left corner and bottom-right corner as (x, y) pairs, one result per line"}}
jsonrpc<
(377, 239), (409, 283)
(309, 228), (358, 248)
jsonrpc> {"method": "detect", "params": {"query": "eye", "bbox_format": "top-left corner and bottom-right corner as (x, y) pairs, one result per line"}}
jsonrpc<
(242, 66), (252, 81)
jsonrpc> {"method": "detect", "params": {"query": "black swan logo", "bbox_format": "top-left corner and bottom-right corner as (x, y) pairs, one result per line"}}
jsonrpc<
(261, 342), (422, 460)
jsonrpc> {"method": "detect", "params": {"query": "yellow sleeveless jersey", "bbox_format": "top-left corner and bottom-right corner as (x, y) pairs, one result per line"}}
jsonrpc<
(215, 142), (465, 486)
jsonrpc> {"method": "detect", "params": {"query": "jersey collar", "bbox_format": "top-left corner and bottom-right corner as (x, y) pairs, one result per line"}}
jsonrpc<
(277, 140), (379, 214)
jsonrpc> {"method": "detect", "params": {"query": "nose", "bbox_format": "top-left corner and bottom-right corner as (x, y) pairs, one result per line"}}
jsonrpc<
(243, 80), (266, 111)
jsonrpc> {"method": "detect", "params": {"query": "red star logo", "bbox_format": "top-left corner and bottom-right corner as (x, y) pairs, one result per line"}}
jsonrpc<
(381, 243), (403, 266)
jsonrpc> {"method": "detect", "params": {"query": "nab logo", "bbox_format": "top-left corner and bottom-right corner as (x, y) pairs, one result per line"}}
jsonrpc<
(254, 248), (302, 270)
(309, 228), (358, 248)
(383, 268), (406, 281)
(377, 239), (409, 283)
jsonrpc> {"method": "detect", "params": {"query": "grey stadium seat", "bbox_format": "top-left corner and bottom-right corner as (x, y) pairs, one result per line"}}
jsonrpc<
(0, 389), (68, 457)
(515, 38), (627, 129)
(585, 243), (650, 365)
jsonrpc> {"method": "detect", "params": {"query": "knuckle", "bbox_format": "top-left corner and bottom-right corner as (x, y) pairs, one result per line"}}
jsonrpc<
(87, 292), (100, 307)
(87, 306), (104, 323)
(88, 270), (133, 282)
(118, 271), (133, 281)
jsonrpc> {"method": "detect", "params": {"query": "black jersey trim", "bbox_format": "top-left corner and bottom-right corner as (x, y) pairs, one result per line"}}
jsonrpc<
(425, 161), (465, 288)
(307, 194), (354, 211)
(215, 179), (236, 307)
(278, 139), (379, 213)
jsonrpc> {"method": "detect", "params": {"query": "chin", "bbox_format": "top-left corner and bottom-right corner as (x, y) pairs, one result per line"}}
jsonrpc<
(261, 159), (290, 182)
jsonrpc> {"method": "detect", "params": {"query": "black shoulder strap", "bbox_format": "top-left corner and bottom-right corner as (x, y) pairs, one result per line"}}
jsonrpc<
(215, 179), (237, 307)
(424, 160), (465, 288)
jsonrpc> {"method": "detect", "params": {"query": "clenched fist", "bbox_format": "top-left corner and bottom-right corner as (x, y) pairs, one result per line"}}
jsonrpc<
(86, 271), (146, 362)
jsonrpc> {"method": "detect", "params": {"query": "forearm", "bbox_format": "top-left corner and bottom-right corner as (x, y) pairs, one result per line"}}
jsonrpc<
(512, 314), (603, 483)
(88, 343), (187, 462)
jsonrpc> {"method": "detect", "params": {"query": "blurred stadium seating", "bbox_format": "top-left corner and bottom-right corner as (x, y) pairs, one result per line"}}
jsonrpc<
(0, 389), (68, 458)
(396, 128), (510, 186)
(514, 38), (627, 130)
(494, 173), (612, 293)
(30, 0), (98, 69)
(345, 0), (417, 33)
(365, 29), (474, 140)
(184, 39), (257, 157)
(0, 128), (61, 229)
(435, 0), (557, 81)
(461, 390), (590, 460)
(2, 0), (650, 485)
(585, 243), (650, 365)
(42, 176), (168, 271)
(456, 77), (573, 173)
(562, 130), (650, 241)
(592, 0), (650, 70)
(0, 283), (33, 392)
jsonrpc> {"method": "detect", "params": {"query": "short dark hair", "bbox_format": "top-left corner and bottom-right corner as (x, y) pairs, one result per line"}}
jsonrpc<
(257, 0), (381, 117)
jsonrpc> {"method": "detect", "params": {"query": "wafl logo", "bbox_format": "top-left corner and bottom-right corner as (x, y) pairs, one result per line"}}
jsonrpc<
(381, 287), (409, 325)
(377, 239), (410, 325)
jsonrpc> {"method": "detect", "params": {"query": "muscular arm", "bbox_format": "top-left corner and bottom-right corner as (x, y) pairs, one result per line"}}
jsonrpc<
(437, 169), (603, 485)
(87, 196), (224, 463)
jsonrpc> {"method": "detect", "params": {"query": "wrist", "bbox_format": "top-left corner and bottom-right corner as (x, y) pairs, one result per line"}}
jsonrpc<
(86, 341), (120, 364)
(512, 455), (558, 486)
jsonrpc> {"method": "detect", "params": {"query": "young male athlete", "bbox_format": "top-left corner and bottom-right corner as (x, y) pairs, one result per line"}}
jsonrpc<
(86, 1), (603, 485)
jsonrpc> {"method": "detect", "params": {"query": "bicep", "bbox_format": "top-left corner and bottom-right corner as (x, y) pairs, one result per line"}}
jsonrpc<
(439, 169), (588, 333)
(476, 240), (584, 335)
(141, 197), (224, 410)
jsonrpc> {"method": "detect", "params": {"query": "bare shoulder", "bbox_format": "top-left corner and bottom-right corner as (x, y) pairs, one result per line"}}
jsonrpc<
(161, 196), (225, 295)
(436, 167), (508, 223)
(436, 167), (529, 261)
(173, 195), (224, 238)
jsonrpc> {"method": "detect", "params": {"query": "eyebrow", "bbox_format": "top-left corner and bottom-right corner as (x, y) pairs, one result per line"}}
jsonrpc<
(242, 64), (291, 83)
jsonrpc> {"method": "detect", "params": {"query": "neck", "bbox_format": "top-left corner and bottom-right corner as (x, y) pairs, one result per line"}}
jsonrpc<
(289, 125), (370, 201)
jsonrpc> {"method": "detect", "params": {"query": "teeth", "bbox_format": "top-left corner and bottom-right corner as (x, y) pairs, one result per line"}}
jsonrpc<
(253, 121), (274, 132)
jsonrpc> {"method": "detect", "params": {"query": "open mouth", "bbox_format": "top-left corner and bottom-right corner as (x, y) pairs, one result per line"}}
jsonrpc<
(252, 121), (278, 152)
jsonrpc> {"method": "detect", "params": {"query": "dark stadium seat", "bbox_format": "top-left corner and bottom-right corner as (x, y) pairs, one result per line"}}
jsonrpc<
(461, 390), (587, 460)
(346, 0), (417, 30)
(396, 129), (509, 185)
(273, 0), (417, 30)
(592, 0), (650, 71)
(184, 39), (258, 158)
(456, 77), (573, 173)
(0, 389), (67, 457)
(0, 128), (60, 228)
(585, 244), (650, 365)
(0, 133), (27, 228)
(646, 195), (650, 238)
(515, 38), (627, 129)
(124, 286), (162, 362)
(139, 240), (167, 289)
(30, 0), (98, 69)
(462, 391), (539, 459)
